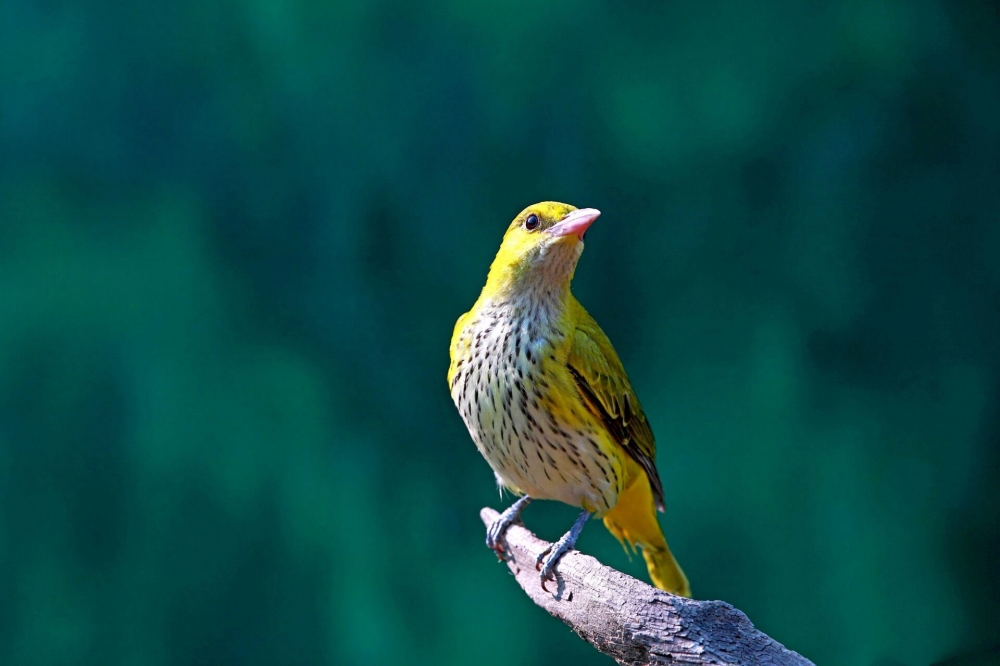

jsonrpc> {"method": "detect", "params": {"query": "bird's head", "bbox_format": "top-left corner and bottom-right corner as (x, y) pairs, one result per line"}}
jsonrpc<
(483, 202), (600, 300)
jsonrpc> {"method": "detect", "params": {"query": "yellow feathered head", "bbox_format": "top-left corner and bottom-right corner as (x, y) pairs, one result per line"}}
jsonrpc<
(483, 202), (601, 298)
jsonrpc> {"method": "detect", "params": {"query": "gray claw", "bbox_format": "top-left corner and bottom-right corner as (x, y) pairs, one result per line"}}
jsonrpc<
(536, 546), (562, 588)
(535, 510), (591, 591)
(486, 496), (532, 557)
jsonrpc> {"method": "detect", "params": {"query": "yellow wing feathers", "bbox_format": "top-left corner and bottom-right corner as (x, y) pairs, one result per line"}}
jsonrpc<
(566, 299), (690, 596)
(566, 300), (666, 511)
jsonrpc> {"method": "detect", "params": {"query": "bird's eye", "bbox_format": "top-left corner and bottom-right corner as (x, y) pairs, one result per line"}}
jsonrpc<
(525, 214), (539, 230)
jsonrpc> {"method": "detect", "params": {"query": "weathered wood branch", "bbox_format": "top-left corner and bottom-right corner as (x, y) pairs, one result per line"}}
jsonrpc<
(481, 507), (814, 666)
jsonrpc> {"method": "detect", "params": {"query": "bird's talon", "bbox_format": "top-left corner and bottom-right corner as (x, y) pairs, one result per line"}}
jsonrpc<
(485, 496), (532, 561)
(534, 547), (551, 571)
(538, 558), (556, 583)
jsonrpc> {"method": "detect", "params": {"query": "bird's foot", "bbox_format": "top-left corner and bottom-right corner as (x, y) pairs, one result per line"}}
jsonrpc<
(535, 510), (591, 590)
(486, 495), (532, 559)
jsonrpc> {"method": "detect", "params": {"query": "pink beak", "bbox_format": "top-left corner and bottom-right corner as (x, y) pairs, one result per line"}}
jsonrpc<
(547, 208), (601, 240)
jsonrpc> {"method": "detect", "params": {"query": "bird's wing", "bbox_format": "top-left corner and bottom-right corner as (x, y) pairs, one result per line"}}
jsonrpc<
(566, 303), (665, 511)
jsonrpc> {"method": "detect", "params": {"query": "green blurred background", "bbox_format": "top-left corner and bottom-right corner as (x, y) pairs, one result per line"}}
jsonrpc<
(2, 1), (999, 664)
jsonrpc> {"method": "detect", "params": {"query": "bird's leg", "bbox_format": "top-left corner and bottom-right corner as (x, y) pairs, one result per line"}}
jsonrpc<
(536, 510), (591, 589)
(486, 495), (532, 558)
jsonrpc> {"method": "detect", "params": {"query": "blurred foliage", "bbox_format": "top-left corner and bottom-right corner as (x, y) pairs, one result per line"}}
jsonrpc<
(2, 0), (999, 664)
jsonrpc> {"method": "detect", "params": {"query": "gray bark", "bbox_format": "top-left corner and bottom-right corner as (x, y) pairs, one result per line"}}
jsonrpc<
(481, 507), (815, 666)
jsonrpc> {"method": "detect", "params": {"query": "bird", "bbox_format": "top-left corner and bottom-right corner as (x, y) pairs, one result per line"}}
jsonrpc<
(447, 202), (690, 597)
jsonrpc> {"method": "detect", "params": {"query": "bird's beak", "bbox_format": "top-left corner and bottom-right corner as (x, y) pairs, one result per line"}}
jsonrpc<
(547, 208), (601, 240)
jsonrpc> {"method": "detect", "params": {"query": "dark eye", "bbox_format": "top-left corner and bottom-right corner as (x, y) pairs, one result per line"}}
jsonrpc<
(525, 214), (539, 230)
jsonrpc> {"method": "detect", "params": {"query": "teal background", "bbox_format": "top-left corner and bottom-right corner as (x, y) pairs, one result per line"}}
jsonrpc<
(2, 1), (999, 664)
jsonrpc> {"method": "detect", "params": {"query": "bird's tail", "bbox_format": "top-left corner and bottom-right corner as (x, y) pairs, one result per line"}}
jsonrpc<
(602, 470), (691, 597)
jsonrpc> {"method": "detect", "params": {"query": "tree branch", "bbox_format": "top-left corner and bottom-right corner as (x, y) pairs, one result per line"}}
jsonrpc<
(481, 507), (814, 666)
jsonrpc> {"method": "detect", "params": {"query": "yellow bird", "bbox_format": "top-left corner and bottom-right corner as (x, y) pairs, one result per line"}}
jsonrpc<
(447, 202), (690, 596)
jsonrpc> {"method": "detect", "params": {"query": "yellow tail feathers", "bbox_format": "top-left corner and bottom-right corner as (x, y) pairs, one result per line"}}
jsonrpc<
(603, 469), (691, 597)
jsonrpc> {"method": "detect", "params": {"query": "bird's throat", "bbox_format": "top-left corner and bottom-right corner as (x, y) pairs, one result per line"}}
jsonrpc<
(482, 240), (581, 309)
